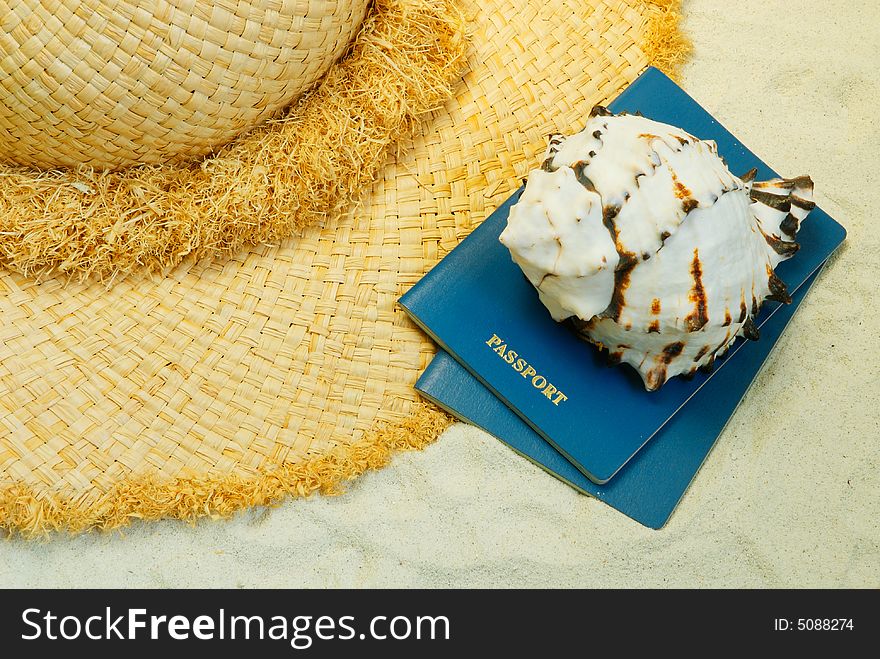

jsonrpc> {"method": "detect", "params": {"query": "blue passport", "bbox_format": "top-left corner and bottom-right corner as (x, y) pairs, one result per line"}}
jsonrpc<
(416, 266), (821, 529)
(399, 67), (846, 484)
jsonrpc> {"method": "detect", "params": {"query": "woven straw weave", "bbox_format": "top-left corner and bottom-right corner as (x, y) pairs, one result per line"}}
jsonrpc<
(0, 0), (687, 534)
(0, 0), (370, 169)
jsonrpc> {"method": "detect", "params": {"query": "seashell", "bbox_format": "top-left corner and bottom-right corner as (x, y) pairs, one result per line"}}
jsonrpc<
(499, 106), (815, 390)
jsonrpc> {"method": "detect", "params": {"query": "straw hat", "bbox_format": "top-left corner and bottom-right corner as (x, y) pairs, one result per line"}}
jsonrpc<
(0, 0), (688, 535)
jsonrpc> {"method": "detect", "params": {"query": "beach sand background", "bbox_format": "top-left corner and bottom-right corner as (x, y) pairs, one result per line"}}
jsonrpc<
(1, 0), (877, 587)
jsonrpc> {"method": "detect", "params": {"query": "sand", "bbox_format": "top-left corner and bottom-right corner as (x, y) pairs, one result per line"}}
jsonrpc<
(0, 0), (877, 587)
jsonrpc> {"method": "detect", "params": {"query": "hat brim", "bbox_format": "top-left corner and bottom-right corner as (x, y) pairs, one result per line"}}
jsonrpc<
(0, 0), (688, 536)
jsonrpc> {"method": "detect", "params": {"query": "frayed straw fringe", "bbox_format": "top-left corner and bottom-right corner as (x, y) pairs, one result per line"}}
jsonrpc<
(642, 0), (692, 81)
(1, 403), (453, 538)
(0, 0), (470, 283)
(0, 0), (690, 537)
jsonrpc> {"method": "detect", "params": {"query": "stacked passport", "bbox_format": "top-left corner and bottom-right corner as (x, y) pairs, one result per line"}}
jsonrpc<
(399, 68), (846, 528)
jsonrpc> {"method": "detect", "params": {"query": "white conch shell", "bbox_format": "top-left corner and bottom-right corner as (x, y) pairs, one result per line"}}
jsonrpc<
(499, 106), (815, 390)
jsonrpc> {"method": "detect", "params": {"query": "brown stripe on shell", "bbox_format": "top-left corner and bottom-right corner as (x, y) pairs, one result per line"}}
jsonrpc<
(606, 208), (637, 266)
(753, 175), (814, 191)
(789, 175), (814, 188)
(639, 133), (660, 140)
(606, 351), (623, 366)
(671, 171), (691, 200)
(766, 266), (792, 304)
(602, 204), (620, 232)
(723, 309), (732, 327)
(780, 213), (799, 237)
(739, 294), (748, 323)
(651, 298), (661, 315)
(750, 188), (792, 211)
(742, 317), (760, 341)
(694, 345), (711, 362)
(682, 198), (699, 214)
(762, 230), (800, 258)
(740, 167), (758, 183)
(684, 248), (709, 332)
(700, 332), (733, 374)
(606, 262), (636, 322)
(540, 157), (555, 172)
(661, 342), (685, 363)
(571, 161), (596, 192)
(644, 341), (686, 391)
(648, 320), (660, 333)
(590, 105), (612, 117)
(598, 203), (639, 323)
(790, 195), (816, 211)
(613, 243), (638, 271)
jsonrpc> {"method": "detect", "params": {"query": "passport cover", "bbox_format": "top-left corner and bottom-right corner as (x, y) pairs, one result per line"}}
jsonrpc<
(416, 267), (821, 529)
(399, 66), (847, 484)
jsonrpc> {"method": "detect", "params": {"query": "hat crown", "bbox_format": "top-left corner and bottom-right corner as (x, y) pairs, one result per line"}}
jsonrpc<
(0, 0), (370, 170)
